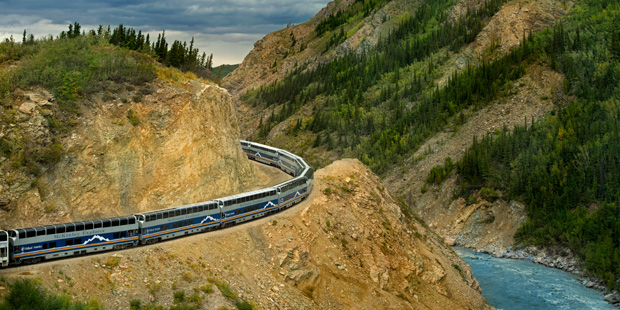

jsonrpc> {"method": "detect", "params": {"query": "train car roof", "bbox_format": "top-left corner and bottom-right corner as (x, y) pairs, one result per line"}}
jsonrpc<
(136, 200), (218, 217)
(8, 215), (137, 234)
(216, 187), (277, 202)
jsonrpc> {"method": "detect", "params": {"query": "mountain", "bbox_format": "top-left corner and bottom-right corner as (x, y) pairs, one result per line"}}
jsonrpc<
(224, 0), (620, 299)
(0, 16), (496, 309)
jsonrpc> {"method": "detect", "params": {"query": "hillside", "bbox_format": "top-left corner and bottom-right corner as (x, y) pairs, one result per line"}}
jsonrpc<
(0, 159), (493, 310)
(223, 0), (620, 298)
(0, 34), (256, 229)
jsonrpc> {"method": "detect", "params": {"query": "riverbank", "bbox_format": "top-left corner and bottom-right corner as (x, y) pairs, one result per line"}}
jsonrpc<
(464, 244), (620, 308)
(455, 247), (617, 310)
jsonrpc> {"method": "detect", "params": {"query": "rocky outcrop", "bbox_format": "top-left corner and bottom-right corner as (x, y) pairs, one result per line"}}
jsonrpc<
(0, 159), (494, 309)
(1, 79), (256, 228)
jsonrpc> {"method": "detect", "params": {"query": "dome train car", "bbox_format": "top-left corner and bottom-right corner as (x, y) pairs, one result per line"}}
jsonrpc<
(0, 141), (313, 267)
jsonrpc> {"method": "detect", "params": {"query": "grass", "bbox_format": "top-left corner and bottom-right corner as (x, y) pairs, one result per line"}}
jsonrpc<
(208, 278), (237, 301)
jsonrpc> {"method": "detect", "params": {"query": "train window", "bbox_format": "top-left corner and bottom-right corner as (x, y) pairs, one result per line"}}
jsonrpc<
(75, 223), (84, 231)
(0, 234), (5, 242)
(26, 229), (35, 238)
(103, 220), (111, 228)
(49, 242), (56, 248)
(85, 223), (93, 230)
(42, 243), (47, 250)
(94, 221), (102, 229)
(66, 224), (75, 232)
(56, 226), (65, 234)
(36, 228), (45, 236)
(181, 209), (187, 215)
(175, 210), (181, 216)
(120, 218), (128, 226)
(163, 212), (169, 219)
(74, 238), (81, 245)
(156, 213), (162, 220)
(129, 218), (135, 224)
(111, 219), (120, 227)
(113, 232), (119, 239)
(66, 239), (73, 246)
(192, 206), (198, 213)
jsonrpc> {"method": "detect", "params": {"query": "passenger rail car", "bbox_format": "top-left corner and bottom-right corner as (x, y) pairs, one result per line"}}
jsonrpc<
(0, 232), (8, 267)
(9, 216), (138, 265)
(136, 201), (221, 244)
(0, 141), (313, 267)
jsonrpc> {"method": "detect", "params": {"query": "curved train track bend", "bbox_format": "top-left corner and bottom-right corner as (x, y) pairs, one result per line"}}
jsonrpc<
(0, 140), (313, 267)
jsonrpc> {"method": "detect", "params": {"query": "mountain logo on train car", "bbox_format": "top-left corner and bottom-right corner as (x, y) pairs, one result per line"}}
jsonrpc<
(254, 152), (262, 157)
(199, 215), (218, 224)
(263, 201), (277, 209)
(83, 235), (110, 245)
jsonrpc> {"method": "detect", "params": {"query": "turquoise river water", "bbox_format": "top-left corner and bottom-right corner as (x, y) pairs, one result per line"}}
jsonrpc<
(455, 247), (617, 310)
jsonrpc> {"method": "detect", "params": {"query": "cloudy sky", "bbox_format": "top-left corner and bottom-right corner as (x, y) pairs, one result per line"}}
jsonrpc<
(0, 0), (331, 66)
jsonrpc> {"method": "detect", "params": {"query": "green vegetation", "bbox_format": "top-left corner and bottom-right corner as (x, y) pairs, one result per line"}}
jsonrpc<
(315, 0), (390, 36)
(126, 109), (140, 126)
(0, 26), (157, 177)
(244, 0), (508, 171)
(107, 24), (213, 78)
(455, 0), (620, 289)
(426, 157), (454, 184)
(212, 64), (239, 80)
(243, 0), (620, 291)
(0, 278), (102, 310)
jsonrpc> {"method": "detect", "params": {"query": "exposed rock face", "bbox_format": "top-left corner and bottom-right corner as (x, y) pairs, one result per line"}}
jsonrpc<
(2, 80), (256, 228)
(0, 159), (494, 310)
(222, 0), (416, 100)
(222, 0), (350, 97)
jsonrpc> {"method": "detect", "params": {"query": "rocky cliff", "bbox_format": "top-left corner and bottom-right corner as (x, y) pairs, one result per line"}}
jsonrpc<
(0, 159), (493, 310)
(222, 0), (417, 100)
(0, 77), (256, 229)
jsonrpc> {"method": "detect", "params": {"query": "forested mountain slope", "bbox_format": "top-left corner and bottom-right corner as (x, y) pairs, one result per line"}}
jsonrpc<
(225, 0), (620, 296)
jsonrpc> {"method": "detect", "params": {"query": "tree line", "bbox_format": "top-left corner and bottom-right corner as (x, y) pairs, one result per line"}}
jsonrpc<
(454, 0), (620, 289)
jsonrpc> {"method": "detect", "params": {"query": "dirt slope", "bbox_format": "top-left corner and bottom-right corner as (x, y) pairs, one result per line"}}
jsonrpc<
(0, 160), (493, 310)
(0, 77), (256, 229)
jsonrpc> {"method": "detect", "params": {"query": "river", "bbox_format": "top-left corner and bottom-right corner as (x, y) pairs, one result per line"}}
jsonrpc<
(454, 247), (616, 310)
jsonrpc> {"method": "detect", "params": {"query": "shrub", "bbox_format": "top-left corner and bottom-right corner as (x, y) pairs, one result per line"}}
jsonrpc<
(0, 278), (103, 309)
(235, 300), (254, 310)
(173, 290), (186, 303)
(199, 284), (214, 294)
(212, 279), (236, 301)
(130, 299), (142, 310)
(480, 187), (499, 202)
(127, 109), (140, 126)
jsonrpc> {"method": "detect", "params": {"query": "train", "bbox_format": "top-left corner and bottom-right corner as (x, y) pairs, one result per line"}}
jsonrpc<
(0, 140), (313, 267)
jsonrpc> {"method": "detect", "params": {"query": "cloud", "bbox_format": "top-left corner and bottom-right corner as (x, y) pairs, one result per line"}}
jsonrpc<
(0, 0), (330, 65)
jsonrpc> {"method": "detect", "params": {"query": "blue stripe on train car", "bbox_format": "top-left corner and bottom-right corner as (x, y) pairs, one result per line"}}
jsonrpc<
(141, 214), (221, 241)
(14, 236), (139, 259)
(221, 199), (279, 223)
